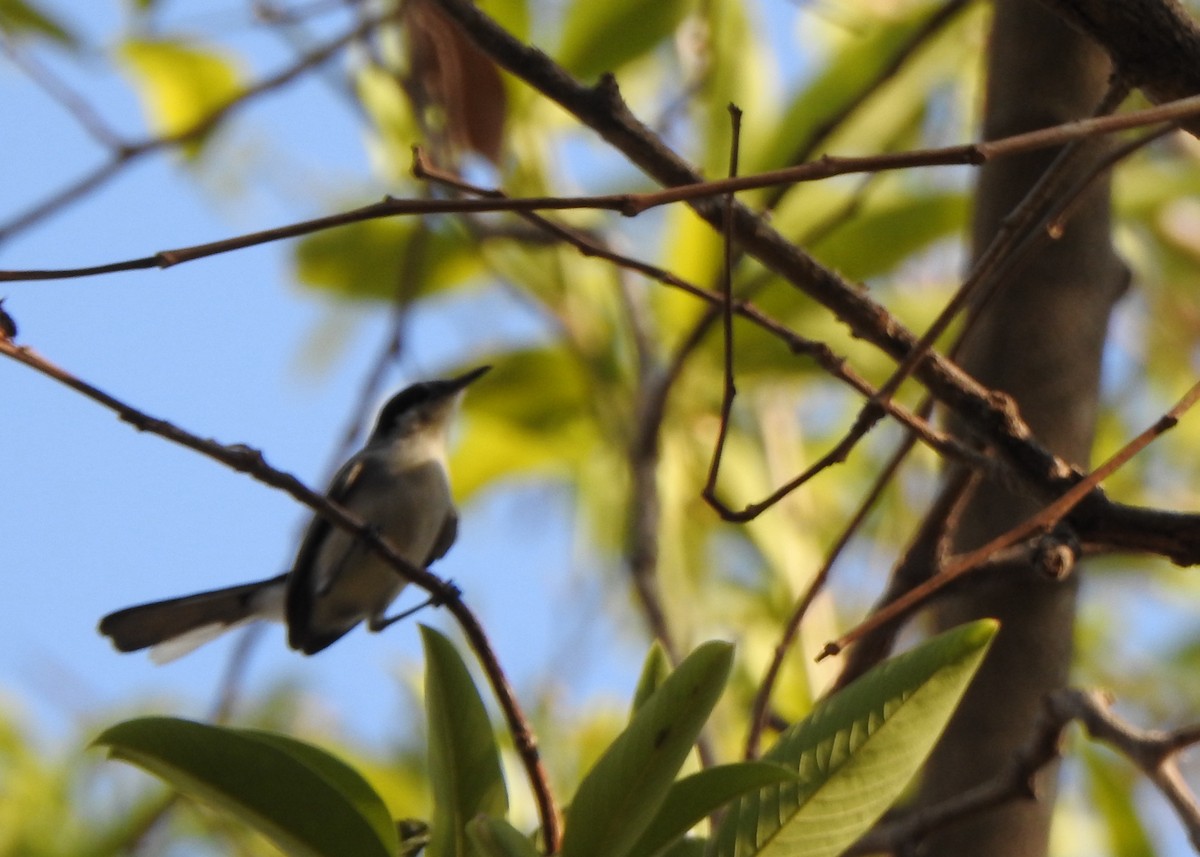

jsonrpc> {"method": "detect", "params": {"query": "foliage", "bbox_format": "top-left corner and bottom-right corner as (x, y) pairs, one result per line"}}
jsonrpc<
(92, 622), (994, 856)
(5, 0), (1200, 854)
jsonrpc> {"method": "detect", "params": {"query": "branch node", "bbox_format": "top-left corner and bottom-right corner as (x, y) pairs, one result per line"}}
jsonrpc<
(1033, 528), (1080, 581)
(591, 72), (623, 107)
(817, 641), (841, 661)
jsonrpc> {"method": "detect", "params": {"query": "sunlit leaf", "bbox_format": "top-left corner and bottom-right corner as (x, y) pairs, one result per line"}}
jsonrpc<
(118, 38), (244, 158)
(422, 626), (509, 857)
(809, 189), (967, 281)
(451, 348), (600, 497)
(711, 620), (997, 857)
(557, 0), (689, 81)
(629, 762), (798, 857)
(559, 641), (733, 857)
(479, 0), (529, 41)
(1082, 744), (1155, 857)
(755, 0), (970, 172)
(631, 641), (673, 715)
(294, 219), (482, 302)
(93, 717), (397, 857)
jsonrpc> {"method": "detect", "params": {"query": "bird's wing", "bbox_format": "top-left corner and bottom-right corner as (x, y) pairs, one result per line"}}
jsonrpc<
(424, 510), (459, 567)
(285, 456), (368, 642)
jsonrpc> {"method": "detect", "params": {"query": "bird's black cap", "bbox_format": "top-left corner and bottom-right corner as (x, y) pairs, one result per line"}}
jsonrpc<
(372, 365), (491, 437)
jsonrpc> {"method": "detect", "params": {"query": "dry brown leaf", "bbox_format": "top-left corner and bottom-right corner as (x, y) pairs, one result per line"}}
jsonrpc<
(403, 0), (507, 164)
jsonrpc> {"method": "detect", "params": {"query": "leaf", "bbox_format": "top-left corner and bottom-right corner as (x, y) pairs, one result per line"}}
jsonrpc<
(450, 348), (600, 498)
(294, 218), (480, 302)
(629, 762), (798, 857)
(422, 625), (509, 857)
(1081, 744), (1155, 857)
(0, 0), (76, 44)
(231, 729), (400, 851)
(631, 641), (673, 715)
(559, 641), (734, 857)
(557, 0), (689, 81)
(403, 0), (507, 163)
(808, 188), (967, 281)
(711, 619), (998, 857)
(755, 1), (966, 173)
(661, 839), (707, 857)
(466, 816), (542, 857)
(92, 717), (397, 857)
(118, 38), (243, 158)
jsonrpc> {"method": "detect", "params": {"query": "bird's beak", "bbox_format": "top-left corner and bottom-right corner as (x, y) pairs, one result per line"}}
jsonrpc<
(444, 364), (491, 394)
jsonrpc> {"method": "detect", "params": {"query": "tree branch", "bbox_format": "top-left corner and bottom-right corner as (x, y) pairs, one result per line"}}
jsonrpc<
(0, 335), (560, 853)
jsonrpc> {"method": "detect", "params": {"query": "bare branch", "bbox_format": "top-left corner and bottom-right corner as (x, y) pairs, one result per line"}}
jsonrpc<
(1049, 688), (1200, 849)
(0, 336), (560, 852)
(822, 375), (1200, 660)
(1036, 0), (1200, 128)
(0, 9), (391, 243)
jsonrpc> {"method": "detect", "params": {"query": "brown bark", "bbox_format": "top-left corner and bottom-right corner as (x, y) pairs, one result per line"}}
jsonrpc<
(917, 2), (1128, 856)
(1037, 0), (1200, 110)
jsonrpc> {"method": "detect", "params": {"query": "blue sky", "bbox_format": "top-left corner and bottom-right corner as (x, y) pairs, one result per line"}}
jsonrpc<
(7, 5), (1200, 855)
(0, 2), (645, 754)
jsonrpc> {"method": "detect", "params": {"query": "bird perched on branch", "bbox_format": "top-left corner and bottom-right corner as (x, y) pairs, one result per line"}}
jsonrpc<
(99, 365), (490, 662)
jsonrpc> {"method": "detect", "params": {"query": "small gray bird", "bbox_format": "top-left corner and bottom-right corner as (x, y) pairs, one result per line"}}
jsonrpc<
(99, 365), (490, 662)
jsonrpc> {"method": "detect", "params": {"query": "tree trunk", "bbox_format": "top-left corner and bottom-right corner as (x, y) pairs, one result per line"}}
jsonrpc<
(918, 2), (1127, 855)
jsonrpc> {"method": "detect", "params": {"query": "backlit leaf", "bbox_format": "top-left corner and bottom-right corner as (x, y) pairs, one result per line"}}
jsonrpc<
(712, 620), (997, 857)
(118, 38), (244, 158)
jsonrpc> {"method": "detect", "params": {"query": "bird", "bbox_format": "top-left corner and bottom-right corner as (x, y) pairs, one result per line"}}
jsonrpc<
(98, 365), (490, 662)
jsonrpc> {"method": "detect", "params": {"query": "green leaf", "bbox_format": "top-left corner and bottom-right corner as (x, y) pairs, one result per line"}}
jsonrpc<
(559, 640), (734, 857)
(0, 0), (76, 44)
(755, 0), (966, 173)
(629, 762), (798, 857)
(118, 37), (243, 157)
(466, 816), (542, 857)
(92, 717), (397, 857)
(294, 218), (481, 302)
(809, 189), (967, 281)
(631, 641), (673, 715)
(479, 0), (529, 41)
(422, 625), (509, 857)
(1081, 744), (1155, 857)
(451, 348), (599, 498)
(711, 619), (998, 857)
(557, 0), (689, 80)
(661, 840), (707, 857)
(230, 729), (400, 851)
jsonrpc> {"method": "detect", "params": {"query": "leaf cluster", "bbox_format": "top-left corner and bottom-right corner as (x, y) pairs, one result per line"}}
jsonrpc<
(93, 622), (996, 856)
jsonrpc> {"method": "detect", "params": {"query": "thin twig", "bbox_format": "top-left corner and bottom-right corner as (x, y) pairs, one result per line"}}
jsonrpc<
(6, 90), (1200, 280)
(0, 337), (560, 852)
(865, 79), (1131, 412)
(762, 0), (974, 210)
(209, 625), (266, 724)
(408, 150), (997, 496)
(831, 465), (977, 692)
(0, 33), (125, 149)
(427, 0), (1160, 526)
(701, 104), (743, 509)
(0, 10), (391, 243)
(741, 423), (920, 759)
(1049, 688), (1200, 850)
(822, 375), (1200, 660)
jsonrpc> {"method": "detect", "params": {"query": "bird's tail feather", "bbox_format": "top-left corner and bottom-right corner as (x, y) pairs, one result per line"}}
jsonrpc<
(99, 574), (288, 662)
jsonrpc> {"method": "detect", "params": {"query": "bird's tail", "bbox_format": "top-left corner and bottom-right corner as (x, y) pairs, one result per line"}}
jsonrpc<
(99, 574), (288, 663)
